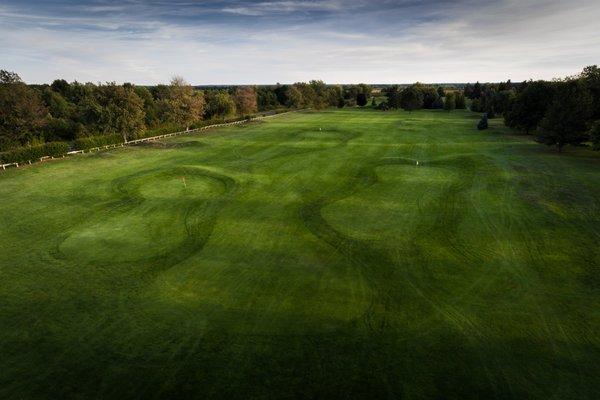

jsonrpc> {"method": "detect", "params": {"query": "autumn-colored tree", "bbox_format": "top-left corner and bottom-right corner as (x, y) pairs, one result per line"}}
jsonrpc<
(0, 72), (48, 148)
(286, 85), (305, 108)
(95, 83), (146, 141)
(160, 76), (205, 129)
(234, 86), (258, 116)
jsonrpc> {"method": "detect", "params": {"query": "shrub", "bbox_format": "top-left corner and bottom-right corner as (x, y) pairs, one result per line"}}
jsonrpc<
(142, 123), (183, 138)
(73, 134), (123, 150)
(455, 93), (466, 109)
(356, 93), (368, 107)
(444, 93), (456, 112)
(477, 114), (489, 130)
(588, 120), (600, 150)
(0, 141), (69, 164)
(376, 102), (390, 111)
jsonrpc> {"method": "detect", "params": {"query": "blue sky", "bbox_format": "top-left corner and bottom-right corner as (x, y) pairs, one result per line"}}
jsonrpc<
(1, 0), (599, 84)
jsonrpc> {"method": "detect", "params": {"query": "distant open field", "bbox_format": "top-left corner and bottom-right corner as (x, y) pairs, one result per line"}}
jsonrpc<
(1, 109), (599, 399)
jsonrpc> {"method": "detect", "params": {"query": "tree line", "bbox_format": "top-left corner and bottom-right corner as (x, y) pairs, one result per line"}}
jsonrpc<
(376, 66), (600, 152)
(1, 66), (599, 158)
(0, 71), (372, 154)
(462, 66), (600, 152)
(381, 83), (466, 112)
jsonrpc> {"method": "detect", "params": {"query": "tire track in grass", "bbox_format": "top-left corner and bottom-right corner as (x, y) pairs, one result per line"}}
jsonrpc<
(32, 166), (239, 391)
(300, 157), (433, 333)
(51, 166), (238, 276)
(299, 154), (503, 347)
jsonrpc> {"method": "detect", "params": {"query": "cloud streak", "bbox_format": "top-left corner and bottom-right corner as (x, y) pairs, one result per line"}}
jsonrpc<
(1, 0), (599, 84)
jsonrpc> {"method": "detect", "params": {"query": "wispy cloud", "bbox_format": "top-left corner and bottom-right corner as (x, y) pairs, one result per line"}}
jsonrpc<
(1, 0), (599, 84)
(222, 0), (345, 15)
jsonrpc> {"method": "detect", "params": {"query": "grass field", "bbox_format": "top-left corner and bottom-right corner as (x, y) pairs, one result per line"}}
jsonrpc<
(0, 108), (599, 399)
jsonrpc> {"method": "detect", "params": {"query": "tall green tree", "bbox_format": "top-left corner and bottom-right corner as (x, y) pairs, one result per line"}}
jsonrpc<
(536, 80), (593, 152)
(444, 92), (456, 112)
(492, 90), (516, 117)
(295, 83), (317, 108)
(580, 65), (600, 119)
(505, 80), (556, 134)
(204, 91), (236, 119)
(309, 80), (329, 109)
(327, 85), (343, 107)
(471, 81), (482, 99)
(95, 83), (146, 141)
(588, 120), (600, 151)
(160, 77), (205, 129)
(455, 92), (466, 109)
(0, 74), (48, 148)
(420, 85), (438, 109)
(42, 87), (72, 119)
(400, 86), (424, 112)
(286, 85), (305, 108)
(384, 85), (401, 109)
(134, 86), (159, 127)
(257, 87), (278, 111)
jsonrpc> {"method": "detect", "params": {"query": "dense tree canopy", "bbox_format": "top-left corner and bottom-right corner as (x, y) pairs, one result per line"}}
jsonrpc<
(536, 80), (593, 152)
(1, 66), (599, 156)
(0, 74), (48, 148)
(504, 81), (556, 134)
(443, 92), (456, 112)
(205, 91), (236, 119)
(95, 83), (146, 141)
(234, 86), (258, 116)
(159, 77), (205, 129)
(400, 86), (424, 112)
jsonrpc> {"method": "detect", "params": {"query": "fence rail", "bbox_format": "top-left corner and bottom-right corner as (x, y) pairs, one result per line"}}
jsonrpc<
(0, 109), (305, 172)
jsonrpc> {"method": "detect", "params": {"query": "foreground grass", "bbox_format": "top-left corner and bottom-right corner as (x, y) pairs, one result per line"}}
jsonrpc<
(0, 109), (599, 399)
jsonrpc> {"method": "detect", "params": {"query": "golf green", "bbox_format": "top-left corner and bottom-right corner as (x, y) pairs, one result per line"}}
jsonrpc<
(1, 109), (598, 399)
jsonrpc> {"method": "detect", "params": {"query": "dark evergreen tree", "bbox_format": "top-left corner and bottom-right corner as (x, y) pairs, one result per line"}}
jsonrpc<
(421, 86), (438, 109)
(536, 80), (593, 152)
(400, 86), (424, 112)
(471, 82), (482, 99)
(50, 79), (71, 98)
(356, 93), (368, 107)
(455, 92), (466, 109)
(444, 92), (456, 112)
(504, 80), (556, 134)
(384, 85), (402, 109)
(273, 83), (289, 106)
(470, 98), (482, 112)
(477, 114), (488, 130)
(463, 83), (473, 99)
(432, 96), (444, 109)
(588, 120), (600, 150)
(580, 65), (600, 119)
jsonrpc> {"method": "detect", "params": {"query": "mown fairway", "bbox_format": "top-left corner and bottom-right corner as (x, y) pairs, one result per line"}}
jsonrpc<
(0, 109), (599, 399)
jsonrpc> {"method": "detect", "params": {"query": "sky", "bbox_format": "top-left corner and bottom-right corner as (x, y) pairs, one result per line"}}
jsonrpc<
(1, 0), (600, 85)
